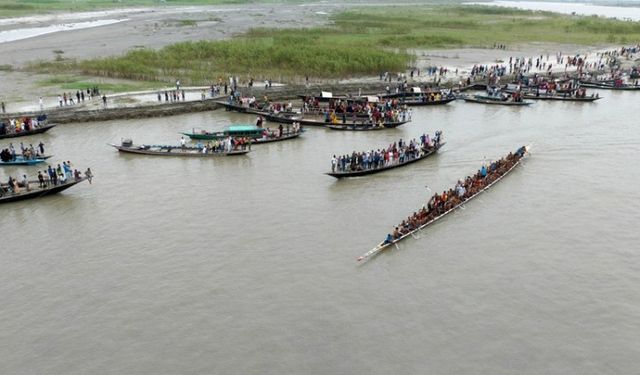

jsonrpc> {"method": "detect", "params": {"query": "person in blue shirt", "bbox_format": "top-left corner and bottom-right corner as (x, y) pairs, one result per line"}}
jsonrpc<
(383, 233), (393, 244)
(480, 165), (487, 177)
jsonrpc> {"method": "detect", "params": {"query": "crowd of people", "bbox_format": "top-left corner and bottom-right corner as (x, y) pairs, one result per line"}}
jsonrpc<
(331, 131), (442, 173)
(0, 115), (47, 136)
(0, 162), (93, 196)
(57, 87), (99, 107)
(0, 141), (46, 162)
(183, 136), (251, 153)
(383, 146), (527, 244)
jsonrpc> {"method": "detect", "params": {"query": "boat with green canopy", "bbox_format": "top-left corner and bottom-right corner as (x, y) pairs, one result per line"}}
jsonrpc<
(182, 124), (302, 144)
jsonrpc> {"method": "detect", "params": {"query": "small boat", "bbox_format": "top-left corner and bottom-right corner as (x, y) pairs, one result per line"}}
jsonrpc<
(109, 139), (250, 157)
(182, 124), (302, 144)
(400, 96), (456, 106)
(264, 112), (409, 128)
(216, 101), (267, 115)
(379, 87), (426, 99)
(326, 124), (391, 131)
(325, 121), (408, 130)
(0, 123), (56, 140)
(462, 94), (532, 106)
(0, 176), (89, 204)
(326, 137), (444, 179)
(578, 80), (640, 90)
(299, 91), (350, 102)
(0, 155), (52, 166)
(357, 146), (528, 262)
(521, 93), (601, 102)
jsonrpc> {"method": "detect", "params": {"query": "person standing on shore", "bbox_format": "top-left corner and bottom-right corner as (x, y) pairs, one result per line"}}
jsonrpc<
(1, 101), (5, 113)
(176, 79), (180, 91)
(102, 95), (107, 108)
(39, 97), (43, 111)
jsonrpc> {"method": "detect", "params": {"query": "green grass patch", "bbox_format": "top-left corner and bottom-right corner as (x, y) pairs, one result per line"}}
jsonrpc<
(177, 19), (197, 27)
(36, 75), (166, 93)
(27, 4), (640, 83)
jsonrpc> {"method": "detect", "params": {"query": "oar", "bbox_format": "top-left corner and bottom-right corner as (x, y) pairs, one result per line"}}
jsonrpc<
(394, 243), (400, 251)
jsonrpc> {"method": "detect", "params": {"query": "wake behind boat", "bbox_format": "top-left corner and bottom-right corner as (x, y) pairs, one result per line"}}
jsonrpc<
(357, 146), (528, 262)
(326, 131), (443, 178)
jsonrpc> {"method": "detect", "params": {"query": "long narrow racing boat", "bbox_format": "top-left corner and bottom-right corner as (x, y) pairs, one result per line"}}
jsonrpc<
(357, 146), (528, 262)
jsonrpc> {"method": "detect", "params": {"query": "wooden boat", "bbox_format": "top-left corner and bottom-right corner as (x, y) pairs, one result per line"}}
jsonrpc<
(379, 87), (426, 99)
(0, 176), (89, 204)
(326, 124), (392, 131)
(400, 96), (456, 106)
(0, 155), (52, 166)
(462, 95), (532, 106)
(326, 142), (444, 178)
(216, 101), (267, 115)
(182, 124), (302, 144)
(521, 93), (601, 102)
(0, 123), (56, 140)
(263, 111), (409, 128)
(578, 81), (640, 90)
(324, 120), (408, 129)
(357, 146), (528, 262)
(109, 140), (250, 157)
(299, 91), (350, 102)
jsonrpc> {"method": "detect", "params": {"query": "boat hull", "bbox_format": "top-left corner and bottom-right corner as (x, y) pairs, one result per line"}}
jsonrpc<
(357, 147), (527, 262)
(327, 142), (444, 178)
(110, 144), (250, 157)
(0, 177), (87, 204)
(0, 124), (57, 140)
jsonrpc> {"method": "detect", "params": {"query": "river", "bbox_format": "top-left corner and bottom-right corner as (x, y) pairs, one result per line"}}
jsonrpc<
(1, 90), (639, 374)
(468, 1), (640, 21)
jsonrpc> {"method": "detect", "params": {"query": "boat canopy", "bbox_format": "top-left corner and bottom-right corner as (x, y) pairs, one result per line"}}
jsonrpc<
(227, 124), (261, 132)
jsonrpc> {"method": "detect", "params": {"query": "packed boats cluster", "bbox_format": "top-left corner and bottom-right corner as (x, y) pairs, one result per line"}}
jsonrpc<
(6, 44), (640, 262)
